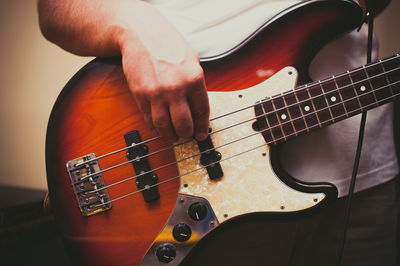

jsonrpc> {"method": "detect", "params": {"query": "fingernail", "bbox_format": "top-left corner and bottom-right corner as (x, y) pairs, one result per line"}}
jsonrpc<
(195, 132), (208, 141)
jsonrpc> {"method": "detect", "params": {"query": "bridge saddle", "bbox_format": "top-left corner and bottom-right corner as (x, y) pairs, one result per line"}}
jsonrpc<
(66, 153), (112, 216)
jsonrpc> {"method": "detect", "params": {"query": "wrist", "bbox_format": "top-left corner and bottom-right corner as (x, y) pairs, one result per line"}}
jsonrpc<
(112, 0), (196, 64)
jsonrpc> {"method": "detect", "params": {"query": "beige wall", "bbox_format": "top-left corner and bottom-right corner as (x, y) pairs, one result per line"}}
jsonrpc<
(0, 0), (91, 190)
(0, 0), (399, 191)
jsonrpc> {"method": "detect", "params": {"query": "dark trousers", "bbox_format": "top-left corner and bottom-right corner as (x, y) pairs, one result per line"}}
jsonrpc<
(186, 179), (397, 266)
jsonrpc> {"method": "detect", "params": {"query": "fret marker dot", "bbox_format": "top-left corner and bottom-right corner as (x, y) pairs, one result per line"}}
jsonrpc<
(360, 85), (366, 92)
(304, 106), (311, 112)
(281, 114), (287, 120)
(330, 96), (337, 102)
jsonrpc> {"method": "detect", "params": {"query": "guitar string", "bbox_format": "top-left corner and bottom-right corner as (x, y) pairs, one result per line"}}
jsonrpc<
(73, 64), (400, 183)
(74, 54), (399, 168)
(74, 64), (400, 186)
(82, 79), (400, 195)
(80, 80), (400, 198)
(92, 86), (400, 208)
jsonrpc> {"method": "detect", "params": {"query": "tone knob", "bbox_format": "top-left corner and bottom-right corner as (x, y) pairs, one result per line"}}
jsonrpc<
(156, 243), (176, 263)
(172, 223), (192, 242)
(188, 202), (208, 221)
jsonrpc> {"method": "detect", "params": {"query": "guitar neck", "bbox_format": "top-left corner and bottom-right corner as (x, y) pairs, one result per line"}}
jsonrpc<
(255, 54), (400, 145)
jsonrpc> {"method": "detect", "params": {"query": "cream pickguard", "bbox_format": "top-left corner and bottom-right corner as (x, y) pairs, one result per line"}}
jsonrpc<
(141, 67), (326, 265)
(176, 67), (325, 222)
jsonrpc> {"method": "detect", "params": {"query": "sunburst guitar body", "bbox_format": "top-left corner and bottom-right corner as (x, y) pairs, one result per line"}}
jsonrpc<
(45, 1), (400, 265)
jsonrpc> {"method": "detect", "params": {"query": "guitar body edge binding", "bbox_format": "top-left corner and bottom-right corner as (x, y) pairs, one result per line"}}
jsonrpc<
(45, 1), (371, 265)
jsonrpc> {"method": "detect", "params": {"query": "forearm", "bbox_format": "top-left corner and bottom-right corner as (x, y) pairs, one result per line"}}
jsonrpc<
(38, 0), (123, 56)
(37, 0), (188, 61)
(38, 0), (209, 141)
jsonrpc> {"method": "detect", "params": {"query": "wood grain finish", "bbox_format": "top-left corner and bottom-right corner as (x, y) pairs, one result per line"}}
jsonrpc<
(45, 1), (362, 265)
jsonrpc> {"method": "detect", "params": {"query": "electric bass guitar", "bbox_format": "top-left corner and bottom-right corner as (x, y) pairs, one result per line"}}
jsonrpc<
(45, 0), (400, 265)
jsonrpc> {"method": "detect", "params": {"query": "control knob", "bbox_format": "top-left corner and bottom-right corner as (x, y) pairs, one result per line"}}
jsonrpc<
(156, 243), (176, 263)
(188, 202), (208, 221)
(172, 223), (192, 242)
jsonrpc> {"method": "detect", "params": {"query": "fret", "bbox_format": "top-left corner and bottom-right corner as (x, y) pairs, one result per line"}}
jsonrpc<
(280, 93), (299, 136)
(261, 99), (285, 142)
(382, 56), (400, 95)
(363, 66), (379, 104)
(294, 87), (319, 130)
(319, 82), (335, 122)
(381, 59), (395, 96)
(348, 67), (375, 109)
(307, 82), (332, 126)
(271, 96), (295, 138)
(333, 76), (349, 117)
(364, 63), (388, 103)
(283, 92), (308, 133)
(254, 101), (275, 144)
(334, 73), (360, 114)
(347, 70), (363, 110)
(320, 79), (346, 120)
(292, 89), (310, 133)
(254, 55), (400, 146)
(305, 83), (322, 126)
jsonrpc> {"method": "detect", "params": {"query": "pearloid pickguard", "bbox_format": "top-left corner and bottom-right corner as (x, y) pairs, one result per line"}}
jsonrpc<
(174, 67), (325, 223)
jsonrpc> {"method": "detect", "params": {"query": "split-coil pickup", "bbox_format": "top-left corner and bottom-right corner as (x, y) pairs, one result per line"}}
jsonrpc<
(125, 130), (160, 203)
(197, 128), (224, 180)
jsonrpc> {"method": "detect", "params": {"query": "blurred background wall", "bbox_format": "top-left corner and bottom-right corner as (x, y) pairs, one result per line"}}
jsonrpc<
(0, 0), (91, 192)
(0, 0), (399, 194)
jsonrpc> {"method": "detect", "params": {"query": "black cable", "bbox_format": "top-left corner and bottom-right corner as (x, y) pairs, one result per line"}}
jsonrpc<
(335, 12), (374, 266)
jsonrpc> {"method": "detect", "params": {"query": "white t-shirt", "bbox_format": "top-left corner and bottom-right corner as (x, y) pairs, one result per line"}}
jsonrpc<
(146, 0), (399, 197)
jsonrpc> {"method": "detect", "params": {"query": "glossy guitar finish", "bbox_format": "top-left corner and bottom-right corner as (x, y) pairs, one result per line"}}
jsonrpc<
(46, 1), (363, 265)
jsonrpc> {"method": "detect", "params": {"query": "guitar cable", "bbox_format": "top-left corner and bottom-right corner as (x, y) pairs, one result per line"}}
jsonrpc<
(335, 10), (374, 266)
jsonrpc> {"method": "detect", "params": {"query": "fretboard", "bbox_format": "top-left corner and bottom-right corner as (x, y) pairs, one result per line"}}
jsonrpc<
(255, 54), (400, 145)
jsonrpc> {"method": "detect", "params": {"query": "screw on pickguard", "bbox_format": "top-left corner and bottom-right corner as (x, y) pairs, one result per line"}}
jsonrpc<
(67, 153), (112, 216)
(124, 130), (160, 203)
(196, 128), (223, 180)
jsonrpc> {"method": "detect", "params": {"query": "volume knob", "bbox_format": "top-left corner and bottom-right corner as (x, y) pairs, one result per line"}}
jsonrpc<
(188, 202), (208, 221)
(172, 223), (192, 242)
(156, 243), (176, 263)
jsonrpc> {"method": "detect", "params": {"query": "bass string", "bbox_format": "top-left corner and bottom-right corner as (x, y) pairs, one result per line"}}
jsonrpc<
(86, 112), (276, 193)
(87, 80), (400, 200)
(76, 65), (400, 182)
(209, 55), (400, 122)
(76, 57), (399, 168)
(98, 139), (273, 206)
(79, 102), (268, 182)
(94, 85), (400, 208)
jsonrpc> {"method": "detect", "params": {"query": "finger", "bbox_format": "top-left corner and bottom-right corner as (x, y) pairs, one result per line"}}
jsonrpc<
(143, 112), (156, 134)
(151, 100), (178, 142)
(169, 98), (194, 139)
(188, 79), (210, 141)
(133, 96), (156, 133)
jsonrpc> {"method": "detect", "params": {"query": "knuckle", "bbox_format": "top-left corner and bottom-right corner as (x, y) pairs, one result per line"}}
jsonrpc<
(147, 82), (181, 98)
(131, 82), (158, 99)
(165, 84), (181, 95)
(187, 66), (204, 84)
(147, 87), (162, 99)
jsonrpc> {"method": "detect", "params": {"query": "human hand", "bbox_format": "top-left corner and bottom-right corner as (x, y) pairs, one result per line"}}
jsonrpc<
(118, 6), (209, 142)
(38, 0), (209, 142)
